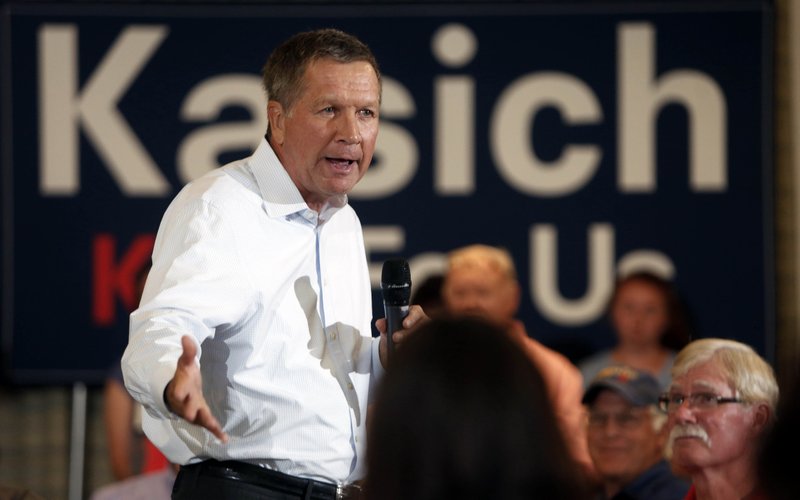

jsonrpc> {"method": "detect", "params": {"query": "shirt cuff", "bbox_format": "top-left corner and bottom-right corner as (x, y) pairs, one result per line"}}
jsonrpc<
(143, 363), (182, 421)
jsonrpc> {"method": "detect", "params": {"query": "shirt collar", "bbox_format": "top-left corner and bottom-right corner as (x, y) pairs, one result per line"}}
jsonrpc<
(249, 137), (347, 221)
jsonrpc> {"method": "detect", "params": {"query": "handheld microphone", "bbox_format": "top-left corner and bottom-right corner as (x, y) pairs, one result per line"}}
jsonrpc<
(381, 258), (411, 362)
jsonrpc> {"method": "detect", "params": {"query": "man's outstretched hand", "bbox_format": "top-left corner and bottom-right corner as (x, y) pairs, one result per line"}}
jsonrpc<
(164, 335), (228, 443)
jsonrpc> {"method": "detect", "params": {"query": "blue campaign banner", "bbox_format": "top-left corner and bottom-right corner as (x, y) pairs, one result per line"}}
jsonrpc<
(1, 2), (773, 383)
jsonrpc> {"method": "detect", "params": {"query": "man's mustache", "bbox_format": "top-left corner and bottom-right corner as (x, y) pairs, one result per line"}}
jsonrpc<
(668, 424), (711, 450)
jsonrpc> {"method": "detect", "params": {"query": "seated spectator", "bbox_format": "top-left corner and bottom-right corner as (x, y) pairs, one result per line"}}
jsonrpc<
(441, 244), (594, 479)
(661, 338), (778, 500)
(580, 271), (691, 389)
(583, 365), (689, 500)
(366, 316), (587, 500)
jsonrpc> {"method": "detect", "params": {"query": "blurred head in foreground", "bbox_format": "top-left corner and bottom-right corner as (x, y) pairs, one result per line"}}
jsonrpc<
(366, 316), (585, 500)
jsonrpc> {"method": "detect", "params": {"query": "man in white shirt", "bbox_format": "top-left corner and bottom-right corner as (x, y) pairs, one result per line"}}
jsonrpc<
(122, 28), (425, 499)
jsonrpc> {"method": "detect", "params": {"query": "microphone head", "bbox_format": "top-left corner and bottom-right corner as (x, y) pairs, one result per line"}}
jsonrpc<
(381, 258), (412, 306)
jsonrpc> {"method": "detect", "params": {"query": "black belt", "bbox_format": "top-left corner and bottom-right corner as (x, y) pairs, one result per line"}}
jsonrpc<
(182, 460), (363, 500)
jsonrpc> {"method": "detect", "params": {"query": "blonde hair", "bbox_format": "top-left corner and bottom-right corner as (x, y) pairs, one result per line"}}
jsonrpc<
(447, 244), (517, 282)
(671, 338), (778, 419)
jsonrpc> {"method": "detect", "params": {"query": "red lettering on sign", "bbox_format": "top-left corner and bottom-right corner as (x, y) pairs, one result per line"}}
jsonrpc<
(92, 234), (155, 326)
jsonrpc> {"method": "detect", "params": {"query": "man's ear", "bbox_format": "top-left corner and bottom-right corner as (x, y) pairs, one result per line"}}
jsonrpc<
(751, 403), (771, 432)
(267, 101), (286, 145)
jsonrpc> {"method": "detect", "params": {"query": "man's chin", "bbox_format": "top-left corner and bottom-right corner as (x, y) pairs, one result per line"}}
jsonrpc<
(671, 440), (710, 464)
(673, 436), (708, 448)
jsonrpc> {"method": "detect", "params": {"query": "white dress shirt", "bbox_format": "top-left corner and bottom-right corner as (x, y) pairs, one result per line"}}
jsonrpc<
(122, 138), (381, 484)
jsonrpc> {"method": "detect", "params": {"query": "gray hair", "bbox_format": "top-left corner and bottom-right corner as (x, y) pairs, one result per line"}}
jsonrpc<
(262, 28), (381, 112)
(671, 338), (778, 421)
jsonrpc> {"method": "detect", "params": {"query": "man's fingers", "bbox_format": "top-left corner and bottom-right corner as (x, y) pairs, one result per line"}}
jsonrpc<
(167, 336), (227, 442)
(390, 330), (406, 345)
(174, 391), (228, 443)
(197, 407), (229, 443)
(178, 335), (197, 367)
(402, 305), (429, 329)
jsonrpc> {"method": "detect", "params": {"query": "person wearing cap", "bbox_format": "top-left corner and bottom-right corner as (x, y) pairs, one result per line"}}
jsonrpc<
(584, 365), (689, 500)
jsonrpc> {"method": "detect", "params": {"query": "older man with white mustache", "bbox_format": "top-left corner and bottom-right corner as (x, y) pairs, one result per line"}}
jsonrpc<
(659, 338), (778, 500)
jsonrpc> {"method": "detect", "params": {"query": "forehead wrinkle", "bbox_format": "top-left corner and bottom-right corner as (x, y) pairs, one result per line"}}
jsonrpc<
(671, 378), (731, 394)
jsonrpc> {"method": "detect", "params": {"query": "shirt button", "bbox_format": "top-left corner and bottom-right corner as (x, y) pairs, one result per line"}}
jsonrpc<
(347, 382), (354, 390)
(331, 332), (337, 340)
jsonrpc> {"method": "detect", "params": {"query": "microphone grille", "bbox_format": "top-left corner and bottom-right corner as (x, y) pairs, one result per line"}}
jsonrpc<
(381, 258), (410, 286)
(381, 259), (411, 305)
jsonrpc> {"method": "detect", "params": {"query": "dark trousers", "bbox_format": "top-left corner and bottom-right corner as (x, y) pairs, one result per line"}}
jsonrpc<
(171, 460), (346, 500)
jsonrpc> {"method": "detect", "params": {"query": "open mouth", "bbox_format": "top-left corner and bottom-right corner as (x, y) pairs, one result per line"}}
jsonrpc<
(327, 157), (356, 171)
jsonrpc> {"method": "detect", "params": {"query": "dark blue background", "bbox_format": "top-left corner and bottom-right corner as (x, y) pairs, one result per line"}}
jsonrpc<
(1, 2), (773, 383)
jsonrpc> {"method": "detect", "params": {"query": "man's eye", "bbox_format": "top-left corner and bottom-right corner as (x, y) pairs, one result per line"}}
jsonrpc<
(670, 394), (685, 404)
(695, 393), (716, 404)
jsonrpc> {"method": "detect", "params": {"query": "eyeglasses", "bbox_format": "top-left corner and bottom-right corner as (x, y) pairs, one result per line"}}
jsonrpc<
(587, 410), (648, 430)
(657, 392), (743, 413)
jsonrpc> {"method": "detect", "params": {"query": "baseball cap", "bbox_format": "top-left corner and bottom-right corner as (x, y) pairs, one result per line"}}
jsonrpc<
(582, 365), (661, 406)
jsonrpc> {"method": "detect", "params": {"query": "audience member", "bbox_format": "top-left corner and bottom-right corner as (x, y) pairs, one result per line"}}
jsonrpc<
(440, 244), (594, 479)
(366, 316), (587, 500)
(661, 338), (777, 500)
(122, 28), (426, 499)
(580, 271), (692, 389)
(583, 365), (689, 500)
(409, 273), (445, 318)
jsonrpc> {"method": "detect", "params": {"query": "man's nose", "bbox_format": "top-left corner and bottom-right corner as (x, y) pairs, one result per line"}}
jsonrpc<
(337, 114), (361, 144)
(670, 400), (697, 424)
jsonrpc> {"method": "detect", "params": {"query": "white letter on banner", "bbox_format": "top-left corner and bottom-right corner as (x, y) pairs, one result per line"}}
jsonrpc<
(408, 252), (448, 296)
(432, 23), (478, 195)
(618, 22), (727, 192)
(177, 75), (266, 183)
(617, 250), (675, 279)
(363, 226), (406, 288)
(38, 24), (170, 196)
(530, 223), (614, 325)
(490, 72), (602, 197)
(434, 76), (475, 195)
(351, 77), (418, 199)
